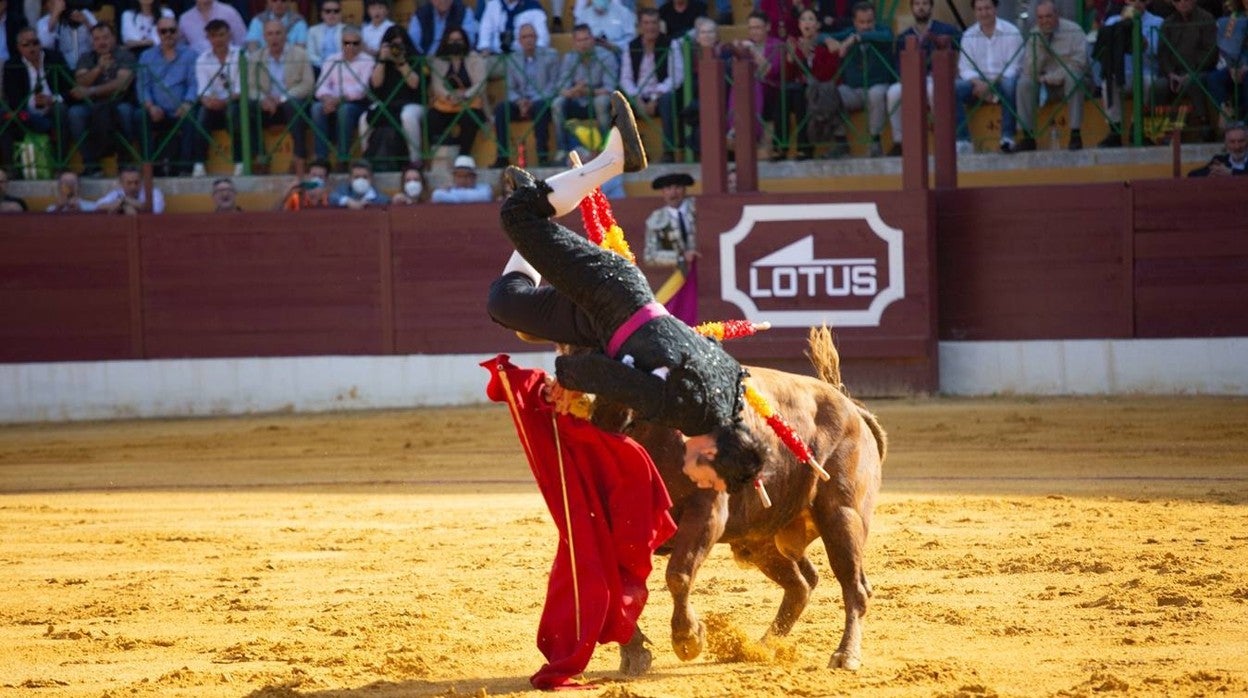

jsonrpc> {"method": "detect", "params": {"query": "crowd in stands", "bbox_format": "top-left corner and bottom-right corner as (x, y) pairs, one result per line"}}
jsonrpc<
(2, 0), (1248, 188)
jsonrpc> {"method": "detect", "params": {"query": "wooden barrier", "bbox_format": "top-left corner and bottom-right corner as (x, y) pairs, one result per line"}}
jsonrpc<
(3, 178), (1246, 395)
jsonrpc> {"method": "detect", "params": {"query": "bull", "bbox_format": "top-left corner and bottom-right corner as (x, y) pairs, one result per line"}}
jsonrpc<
(591, 326), (886, 672)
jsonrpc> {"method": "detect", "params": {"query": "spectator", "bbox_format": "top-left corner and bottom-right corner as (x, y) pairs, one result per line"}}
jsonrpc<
(728, 11), (782, 153)
(0, 168), (28, 211)
(427, 25), (487, 155)
(1187, 120), (1247, 174)
(619, 7), (679, 161)
(491, 19), (559, 167)
(389, 161), (428, 203)
(658, 0), (706, 40)
(69, 23), (138, 177)
(430, 153), (492, 202)
(781, 9), (837, 159)
(2, 0), (30, 63)
(278, 157), (331, 207)
(361, 24), (423, 170)
(573, 0), (636, 55)
(407, 0), (478, 56)
(552, 23), (617, 158)
(330, 158), (390, 207)
(178, 0), (247, 54)
(96, 164), (165, 213)
(476, 0), (548, 56)
(676, 17), (734, 156)
(36, 0), (97, 69)
(643, 171), (697, 324)
(245, 0), (307, 50)
(210, 175), (242, 210)
(955, 0), (1023, 152)
(1014, 0), (1087, 151)
(46, 168), (96, 211)
(1095, 0), (1162, 147)
(3, 26), (74, 164)
(360, 0), (394, 55)
(1152, 0), (1217, 141)
(827, 1), (895, 157)
(885, 0), (960, 156)
(191, 18), (248, 176)
(758, 0), (818, 39)
(311, 25), (374, 166)
(136, 15), (196, 175)
(306, 0), (344, 73)
(250, 19), (314, 170)
(1205, 0), (1248, 126)
(121, 0), (175, 53)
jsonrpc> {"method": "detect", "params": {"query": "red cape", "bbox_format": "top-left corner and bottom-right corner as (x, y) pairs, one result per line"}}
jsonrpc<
(483, 355), (677, 690)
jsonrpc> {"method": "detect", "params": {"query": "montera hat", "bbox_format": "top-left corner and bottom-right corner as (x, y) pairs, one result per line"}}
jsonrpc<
(651, 172), (694, 190)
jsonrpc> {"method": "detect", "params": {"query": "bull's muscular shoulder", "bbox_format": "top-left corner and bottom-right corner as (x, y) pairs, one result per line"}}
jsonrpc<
(743, 365), (857, 439)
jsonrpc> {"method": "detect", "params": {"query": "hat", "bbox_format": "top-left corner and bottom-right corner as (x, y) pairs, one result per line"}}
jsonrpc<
(652, 172), (694, 190)
(453, 155), (477, 171)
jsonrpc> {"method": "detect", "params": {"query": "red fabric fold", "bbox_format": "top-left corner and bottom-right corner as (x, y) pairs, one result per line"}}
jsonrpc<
(482, 355), (677, 690)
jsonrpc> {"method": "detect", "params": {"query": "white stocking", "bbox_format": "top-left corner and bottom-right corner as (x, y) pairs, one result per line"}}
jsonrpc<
(543, 126), (625, 217)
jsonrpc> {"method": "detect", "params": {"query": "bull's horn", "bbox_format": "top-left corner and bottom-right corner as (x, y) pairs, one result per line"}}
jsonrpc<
(755, 479), (772, 508)
(807, 459), (832, 481)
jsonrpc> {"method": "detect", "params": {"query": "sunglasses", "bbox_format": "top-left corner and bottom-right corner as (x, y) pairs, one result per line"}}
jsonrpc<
(342, 39), (360, 45)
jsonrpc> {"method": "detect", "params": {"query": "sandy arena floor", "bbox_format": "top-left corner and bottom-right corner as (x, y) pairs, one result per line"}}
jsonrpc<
(2, 396), (1247, 698)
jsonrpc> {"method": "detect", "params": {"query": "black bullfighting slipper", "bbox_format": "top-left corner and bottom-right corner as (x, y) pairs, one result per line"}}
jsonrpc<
(503, 165), (538, 192)
(610, 91), (647, 173)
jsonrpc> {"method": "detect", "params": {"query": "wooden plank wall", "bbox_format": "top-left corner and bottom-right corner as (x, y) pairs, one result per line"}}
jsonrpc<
(935, 183), (1135, 341)
(3, 179), (1245, 393)
(1131, 178), (1248, 338)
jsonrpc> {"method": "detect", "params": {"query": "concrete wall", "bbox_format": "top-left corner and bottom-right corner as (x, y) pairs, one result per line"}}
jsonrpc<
(3, 338), (1245, 423)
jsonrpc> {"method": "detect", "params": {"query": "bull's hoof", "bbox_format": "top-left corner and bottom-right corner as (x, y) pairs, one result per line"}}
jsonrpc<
(829, 650), (862, 671)
(619, 643), (653, 676)
(672, 621), (705, 662)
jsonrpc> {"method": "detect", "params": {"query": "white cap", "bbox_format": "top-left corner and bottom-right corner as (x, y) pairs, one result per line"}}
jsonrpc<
(453, 155), (477, 171)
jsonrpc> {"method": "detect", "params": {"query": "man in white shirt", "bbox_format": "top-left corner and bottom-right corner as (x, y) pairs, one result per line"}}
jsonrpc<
(35, 0), (96, 68)
(95, 165), (165, 213)
(178, 0), (247, 54)
(311, 25), (374, 164)
(431, 154), (493, 202)
(954, 0), (1023, 152)
(574, 0), (635, 55)
(619, 8), (677, 162)
(476, 0), (548, 56)
(305, 0), (343, 73)
(191, 18), (247, 176)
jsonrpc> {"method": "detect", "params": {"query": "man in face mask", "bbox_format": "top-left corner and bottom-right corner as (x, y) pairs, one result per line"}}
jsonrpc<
(330, 159), (390, 208)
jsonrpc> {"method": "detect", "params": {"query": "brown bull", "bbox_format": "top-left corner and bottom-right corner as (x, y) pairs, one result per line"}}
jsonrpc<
(602, 326), (886, 672)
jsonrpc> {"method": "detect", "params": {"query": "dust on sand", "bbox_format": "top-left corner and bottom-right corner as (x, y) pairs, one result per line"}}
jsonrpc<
(1, 396), (1247, 697)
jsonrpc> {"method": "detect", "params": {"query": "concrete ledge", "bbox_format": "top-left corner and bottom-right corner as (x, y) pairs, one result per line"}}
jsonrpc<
(2, 338), (1245, 423)
(939, 338), (1248, 396)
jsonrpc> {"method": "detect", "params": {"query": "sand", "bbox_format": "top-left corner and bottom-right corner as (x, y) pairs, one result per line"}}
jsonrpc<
(2, 396), (1247, 698)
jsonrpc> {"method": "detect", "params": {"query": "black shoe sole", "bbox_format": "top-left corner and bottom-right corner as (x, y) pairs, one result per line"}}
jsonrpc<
(502, 165), (537, 192)
(610, 91), (647, 173)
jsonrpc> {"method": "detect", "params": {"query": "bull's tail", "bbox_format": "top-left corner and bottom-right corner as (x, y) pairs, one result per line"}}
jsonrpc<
(805, 325), (888, 463)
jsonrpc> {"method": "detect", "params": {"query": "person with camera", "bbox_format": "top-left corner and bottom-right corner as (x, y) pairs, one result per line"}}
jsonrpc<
(35, 0), (97, 69)
(361, 24), (423, 170)
(406, 0), (478, 56)
(277, 158), (331, 208)
(70, 23), (138, 177)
